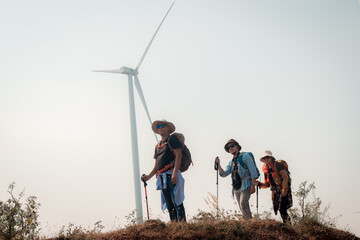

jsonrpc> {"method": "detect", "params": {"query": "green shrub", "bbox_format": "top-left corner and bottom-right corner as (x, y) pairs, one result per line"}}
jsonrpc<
(0, 182), (40, 240)
(289, 181), (339, 227)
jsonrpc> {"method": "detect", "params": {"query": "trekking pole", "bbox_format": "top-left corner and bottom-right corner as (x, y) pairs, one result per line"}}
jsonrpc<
(256, 185), (259, 218)
(256, 174), (261, 218)
(214, 157), (219, 211)
(141, 174), (150, 221)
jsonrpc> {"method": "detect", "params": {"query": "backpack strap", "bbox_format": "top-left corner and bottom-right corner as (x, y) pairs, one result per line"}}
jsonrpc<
(154, 136), (172, 159)
(267, 168), (278, 190)
(238, 154), (247, 169)
(155, 139), (167, 158)
(156, 163), (174, 177)
(238, 152), (255, 170)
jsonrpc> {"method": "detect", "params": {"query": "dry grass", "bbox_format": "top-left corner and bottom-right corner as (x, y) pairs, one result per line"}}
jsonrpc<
(48, 218), (359, 240)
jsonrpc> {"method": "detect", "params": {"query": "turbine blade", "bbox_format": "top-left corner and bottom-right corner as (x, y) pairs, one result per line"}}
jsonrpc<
(134, 75), (158, 142)
(135, 1), (176, 71)
(93, 69), (123, 74)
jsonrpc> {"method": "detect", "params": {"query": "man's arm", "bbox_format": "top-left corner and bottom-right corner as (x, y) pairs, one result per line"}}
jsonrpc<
(258, 181), (270, 189)
(257, 173), (270, 189)
(219, 160), (232, 177)
(171, 148), (182, 184)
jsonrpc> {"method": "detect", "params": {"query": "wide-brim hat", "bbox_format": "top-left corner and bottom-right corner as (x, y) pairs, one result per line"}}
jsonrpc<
(152, 119), (175, 134)
(260, 150), (273, 162)
(224, 139), (241, 153)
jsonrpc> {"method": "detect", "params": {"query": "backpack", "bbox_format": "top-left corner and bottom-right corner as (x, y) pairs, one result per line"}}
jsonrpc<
(274, 160), (291, 187)
(237, 152), (260, 194)
(238, 152), (260, 176)
(167, 133), (193, 172)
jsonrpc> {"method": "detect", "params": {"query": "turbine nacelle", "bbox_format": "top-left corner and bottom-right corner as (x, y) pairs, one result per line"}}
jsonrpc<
(93, 66), (138, 75)
(120, 66), (138, 75)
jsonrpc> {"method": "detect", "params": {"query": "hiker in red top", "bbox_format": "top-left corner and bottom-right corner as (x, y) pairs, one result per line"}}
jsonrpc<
(255, 150), (292, 223)
(141, 119), (186, 221)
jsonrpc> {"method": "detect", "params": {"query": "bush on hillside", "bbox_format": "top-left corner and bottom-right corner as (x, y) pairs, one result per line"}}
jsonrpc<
(289, 181), (339, 227)
(0, 182), (40, 240)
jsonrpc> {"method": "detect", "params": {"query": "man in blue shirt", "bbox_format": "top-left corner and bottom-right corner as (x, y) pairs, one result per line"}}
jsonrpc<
(215, 139), (259, 219)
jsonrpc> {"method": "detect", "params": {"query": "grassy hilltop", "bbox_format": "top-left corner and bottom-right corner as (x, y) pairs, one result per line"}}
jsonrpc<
(1, 182), (359, 239)
(49, 218), (358, 240)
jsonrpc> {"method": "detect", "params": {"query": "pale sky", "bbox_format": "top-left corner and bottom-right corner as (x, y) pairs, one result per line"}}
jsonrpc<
(0, 0), (359, 237)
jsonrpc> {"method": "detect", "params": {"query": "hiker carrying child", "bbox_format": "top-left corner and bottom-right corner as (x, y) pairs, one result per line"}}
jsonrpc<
(255, 150), (293, 223)
(215, 139), (260, 219)
(141, 119), (186, 221)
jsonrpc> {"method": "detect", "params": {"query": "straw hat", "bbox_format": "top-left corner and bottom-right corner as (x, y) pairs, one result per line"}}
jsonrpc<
(224, 139), (242, 153)
(152, 119), (175, 134)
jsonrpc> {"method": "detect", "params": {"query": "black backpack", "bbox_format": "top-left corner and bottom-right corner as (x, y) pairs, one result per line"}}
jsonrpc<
(167, 133), (193, 172)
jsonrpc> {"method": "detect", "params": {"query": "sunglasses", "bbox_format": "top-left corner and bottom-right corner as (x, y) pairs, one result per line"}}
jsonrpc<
(156, 124), (166, 129)
(226, 144), (235, 151)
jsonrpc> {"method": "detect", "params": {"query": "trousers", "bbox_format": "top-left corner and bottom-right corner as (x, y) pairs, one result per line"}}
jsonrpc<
(279, 194), (292, 223)
(234, 187), (252, 219)
(161, 174), (186, 221)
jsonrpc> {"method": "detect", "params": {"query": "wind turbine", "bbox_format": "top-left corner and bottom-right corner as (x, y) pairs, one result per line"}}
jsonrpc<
(94, 2), (175, 223)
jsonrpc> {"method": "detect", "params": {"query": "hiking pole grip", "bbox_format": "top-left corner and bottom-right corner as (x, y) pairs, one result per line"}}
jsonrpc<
(141, 174), (147, 187)
(214, 156), (219, 170)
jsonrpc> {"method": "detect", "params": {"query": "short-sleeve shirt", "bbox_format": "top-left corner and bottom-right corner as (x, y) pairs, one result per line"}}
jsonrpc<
(154, 135), (182, 171)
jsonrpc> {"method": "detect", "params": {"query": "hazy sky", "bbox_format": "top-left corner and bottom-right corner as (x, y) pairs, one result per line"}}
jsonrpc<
(1, 0), (359, 236)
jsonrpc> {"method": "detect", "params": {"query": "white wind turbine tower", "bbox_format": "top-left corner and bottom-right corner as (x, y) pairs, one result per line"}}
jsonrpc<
(94, 1), (175, 223)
